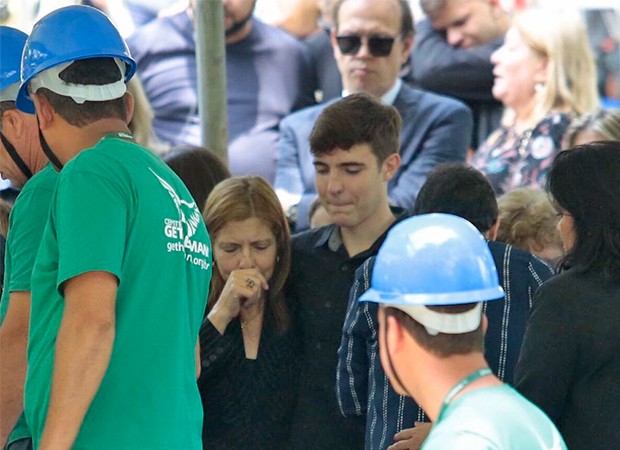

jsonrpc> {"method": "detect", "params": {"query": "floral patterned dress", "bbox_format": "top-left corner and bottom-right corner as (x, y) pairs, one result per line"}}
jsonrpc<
(472, 112), (572, 196)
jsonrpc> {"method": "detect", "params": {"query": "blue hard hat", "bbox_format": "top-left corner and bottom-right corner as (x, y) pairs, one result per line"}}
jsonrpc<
(16, 5), (136, 113)
(0, 27), (32, 113)
(360, 214), (504, 307)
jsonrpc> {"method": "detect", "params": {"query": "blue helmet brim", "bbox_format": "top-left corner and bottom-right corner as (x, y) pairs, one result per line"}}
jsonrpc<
(15, 86), (35, 114)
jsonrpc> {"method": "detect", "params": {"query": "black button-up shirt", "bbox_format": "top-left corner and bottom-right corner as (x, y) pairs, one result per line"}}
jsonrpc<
(287, 207), (408, 449)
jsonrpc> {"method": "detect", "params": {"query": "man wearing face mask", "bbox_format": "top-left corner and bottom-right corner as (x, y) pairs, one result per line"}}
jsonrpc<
(275, 0), (472, 232)
(0, 26), (57, 450)
(127, 0), (315, 183)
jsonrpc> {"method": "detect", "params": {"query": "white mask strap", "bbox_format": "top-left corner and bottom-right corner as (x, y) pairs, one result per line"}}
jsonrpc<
(29, 58), (127, 104)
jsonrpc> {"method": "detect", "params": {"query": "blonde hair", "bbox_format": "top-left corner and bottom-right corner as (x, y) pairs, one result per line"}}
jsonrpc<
(502, 8), (599, 128)
(563, 108), (620, 148)
(497, 188), (562, 255)
(126, 77), (161, 152)
(203, 176), (291, 332)
(513, 9), (599, 121)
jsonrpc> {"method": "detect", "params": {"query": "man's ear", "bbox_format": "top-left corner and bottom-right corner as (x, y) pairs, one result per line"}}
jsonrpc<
(385, 313), (407, 357)
(1, 108), (25, 139)
(400, 34), (414, 64)
(32, 93), (55, 130)
(123, 91), (135, 125)
(382, 153), (401, 182)
(486, 217), (500, 241)
(481, 313), (489, 335)
(330, 26), (340, 57)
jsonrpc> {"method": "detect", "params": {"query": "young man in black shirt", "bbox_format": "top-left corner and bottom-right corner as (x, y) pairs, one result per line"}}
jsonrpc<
(287, 93), (408, 449)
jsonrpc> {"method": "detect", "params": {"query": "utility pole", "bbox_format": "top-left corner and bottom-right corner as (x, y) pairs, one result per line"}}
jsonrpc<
(194, 0), (228, 164)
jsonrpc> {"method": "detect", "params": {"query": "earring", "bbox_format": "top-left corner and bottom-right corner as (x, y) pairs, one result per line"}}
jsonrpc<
(534, 82), (545, 93)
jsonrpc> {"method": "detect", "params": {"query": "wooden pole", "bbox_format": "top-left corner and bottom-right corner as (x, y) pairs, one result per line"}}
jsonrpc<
(194, 0), (229, 164)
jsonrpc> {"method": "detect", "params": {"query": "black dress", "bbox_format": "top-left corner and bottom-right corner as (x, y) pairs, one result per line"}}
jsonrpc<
(198, 307), (299, 450)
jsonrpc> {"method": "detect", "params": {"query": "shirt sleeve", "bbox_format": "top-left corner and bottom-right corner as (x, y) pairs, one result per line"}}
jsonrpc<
(55, 170), (128, 290)
(7, 187), (53, 292)
(514, 282), (577, 423)
(336, 258), (375, 417)
(410, 19), (500, 102)
(199, 319), (237, 376)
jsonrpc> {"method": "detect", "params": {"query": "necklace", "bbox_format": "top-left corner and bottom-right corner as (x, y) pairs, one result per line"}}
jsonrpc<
(240, 309), (263, 330)
(437, 368), (493, 422)
(517, 128), (534, 157)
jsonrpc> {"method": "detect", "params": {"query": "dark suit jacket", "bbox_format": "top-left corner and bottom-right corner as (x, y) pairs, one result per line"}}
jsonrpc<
(409, 19), (504, 148)
(274, 83), (473, 230)
(304, 29), (342, 103)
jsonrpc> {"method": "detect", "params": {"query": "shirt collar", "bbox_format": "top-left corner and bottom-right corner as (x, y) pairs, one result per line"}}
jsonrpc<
(314, 223), (339, 250)
(314, 206), (410, 253)
(341, 79), (402, 106)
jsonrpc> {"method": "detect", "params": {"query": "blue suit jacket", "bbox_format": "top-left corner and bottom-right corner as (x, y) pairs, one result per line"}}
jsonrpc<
(275, 84), (473, 230)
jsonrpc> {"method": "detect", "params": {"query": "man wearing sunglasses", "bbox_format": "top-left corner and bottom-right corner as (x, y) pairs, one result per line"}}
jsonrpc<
(275, 0), (472, 232)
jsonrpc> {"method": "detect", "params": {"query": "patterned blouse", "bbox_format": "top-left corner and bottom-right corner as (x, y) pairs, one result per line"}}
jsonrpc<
(472, 112), (572, 196)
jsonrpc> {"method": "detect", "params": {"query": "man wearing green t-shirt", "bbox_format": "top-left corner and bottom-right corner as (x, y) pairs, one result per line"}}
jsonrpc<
(15, 6), (212, 449)
(360, 214), (567, 449)
(0, 26), (57, 450)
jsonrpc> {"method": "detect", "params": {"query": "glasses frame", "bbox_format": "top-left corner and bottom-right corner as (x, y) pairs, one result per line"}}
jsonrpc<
(336, 34), (400, 57)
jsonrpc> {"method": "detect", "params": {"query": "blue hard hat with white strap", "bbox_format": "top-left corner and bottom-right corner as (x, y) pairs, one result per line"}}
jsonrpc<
(0, 26), (35, 179)
(360, 213), (504, 334)
(16, 4), (136, 113)
(1, 26), (32, 112)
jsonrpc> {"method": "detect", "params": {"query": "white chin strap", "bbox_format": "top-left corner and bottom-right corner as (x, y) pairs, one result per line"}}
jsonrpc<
(29, 58), (127, 104)
(0, 82), (20, 102)
(394, 303), (483, 336)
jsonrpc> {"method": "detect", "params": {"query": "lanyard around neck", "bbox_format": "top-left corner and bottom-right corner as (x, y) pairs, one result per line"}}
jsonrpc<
(437, 368), (493, 422)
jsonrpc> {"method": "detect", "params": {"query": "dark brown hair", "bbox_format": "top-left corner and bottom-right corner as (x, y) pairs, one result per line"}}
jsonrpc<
(164, 146), (231, 212)
(386, 304), (484, 358)
(413, 163), (498, 233)
(309, 93), (401, 163)
(34, 58), (127, 127)
(547, 142), (620, 279)
(333, 0), (415, 38)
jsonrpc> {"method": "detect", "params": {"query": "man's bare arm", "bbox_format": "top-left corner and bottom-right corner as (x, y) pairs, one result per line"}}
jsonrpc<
(0, 292), (31, 447)
(38, 271), (117, 450)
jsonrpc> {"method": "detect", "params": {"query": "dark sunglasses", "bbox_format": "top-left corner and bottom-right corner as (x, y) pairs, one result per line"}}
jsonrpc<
(336, 34), (398, 57)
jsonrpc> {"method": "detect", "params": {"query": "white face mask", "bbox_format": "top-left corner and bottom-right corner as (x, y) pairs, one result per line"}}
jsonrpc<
(29, 58), (127, 104)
